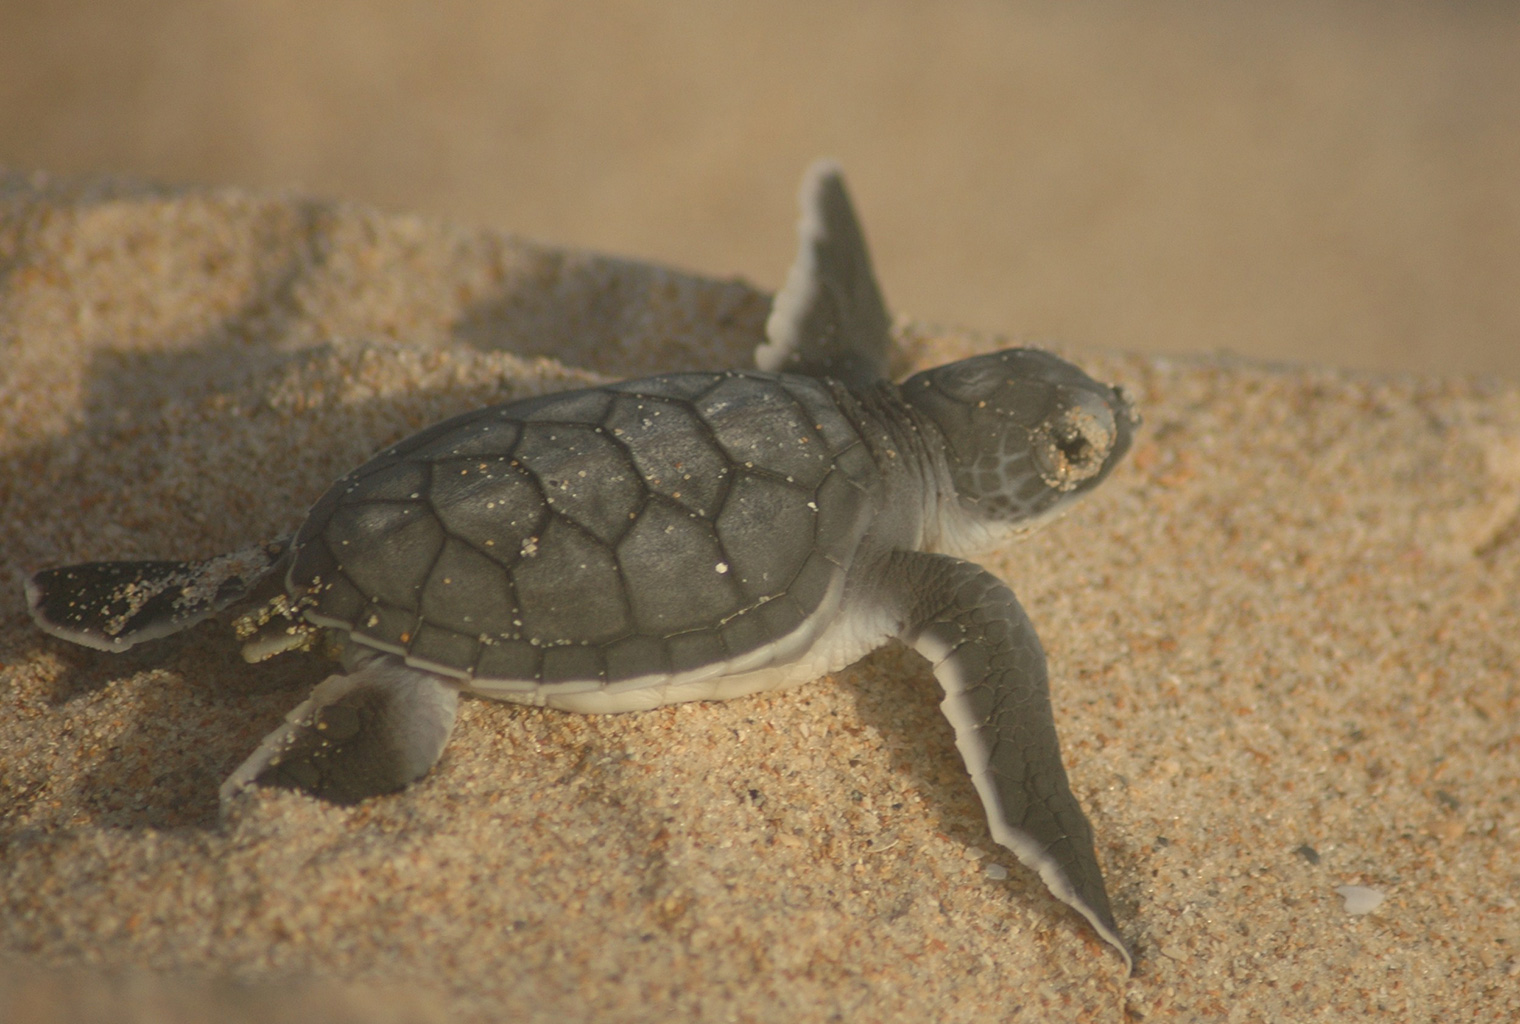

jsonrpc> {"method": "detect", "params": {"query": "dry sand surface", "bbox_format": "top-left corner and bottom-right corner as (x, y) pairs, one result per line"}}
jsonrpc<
(1, 174), (1518, 1022)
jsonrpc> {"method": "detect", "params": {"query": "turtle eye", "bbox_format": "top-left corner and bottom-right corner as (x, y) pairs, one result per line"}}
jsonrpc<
(1032, 400), (1116, 491)
(1053, 423), (1096, 467)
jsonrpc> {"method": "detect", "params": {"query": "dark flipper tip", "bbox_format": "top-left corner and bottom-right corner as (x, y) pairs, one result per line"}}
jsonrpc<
(24, 541), (289, 653)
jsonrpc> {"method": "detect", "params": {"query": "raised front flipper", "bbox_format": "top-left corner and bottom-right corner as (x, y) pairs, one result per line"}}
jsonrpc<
(890, 550), (1132, 970)
(25, 540), (290, 653)
(220, 652), (460, 807)
(755, 160), (892, 388)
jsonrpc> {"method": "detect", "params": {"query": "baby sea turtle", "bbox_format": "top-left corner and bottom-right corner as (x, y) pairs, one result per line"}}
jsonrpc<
(27, 162), (1137, 967)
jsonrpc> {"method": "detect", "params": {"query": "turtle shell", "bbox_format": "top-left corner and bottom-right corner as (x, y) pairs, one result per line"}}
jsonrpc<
(287, 372), (883, 686)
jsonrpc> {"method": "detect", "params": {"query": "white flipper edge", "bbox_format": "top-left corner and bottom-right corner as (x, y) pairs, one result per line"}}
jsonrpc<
(756, 159), (892, 387)
(221, 654), (459, 807)
(25, 541), (287, 652)
(918, 632), (1134, 973)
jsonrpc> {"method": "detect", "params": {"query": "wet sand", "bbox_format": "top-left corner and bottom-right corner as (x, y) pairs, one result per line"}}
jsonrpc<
(0, 175), (1516, 1022)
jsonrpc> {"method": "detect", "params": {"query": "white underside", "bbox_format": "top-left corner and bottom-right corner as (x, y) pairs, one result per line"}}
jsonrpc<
(464, 579), (897, 714)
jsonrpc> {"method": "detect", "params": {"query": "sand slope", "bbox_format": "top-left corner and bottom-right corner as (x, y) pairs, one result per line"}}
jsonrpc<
(1, 175), (1517, 1022)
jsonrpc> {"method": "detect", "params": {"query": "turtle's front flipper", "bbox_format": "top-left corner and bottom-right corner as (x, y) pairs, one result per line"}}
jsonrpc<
(756, 160), (892, 388)
(25, 539), (290, 653)
(220, 652), (460, 807)
(890, 550), (1132, 970)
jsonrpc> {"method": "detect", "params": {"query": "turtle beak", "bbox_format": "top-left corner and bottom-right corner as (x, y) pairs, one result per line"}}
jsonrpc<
(1109, 384), (1140, 462)
(1112, 384), (1140, 429)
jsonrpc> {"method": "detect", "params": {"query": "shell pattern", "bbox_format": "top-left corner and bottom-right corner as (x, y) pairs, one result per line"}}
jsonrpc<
(292, 373), (881, 686)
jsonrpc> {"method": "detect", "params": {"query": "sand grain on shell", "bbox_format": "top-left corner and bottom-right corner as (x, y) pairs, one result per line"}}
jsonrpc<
(2, 173), (1518, 1022)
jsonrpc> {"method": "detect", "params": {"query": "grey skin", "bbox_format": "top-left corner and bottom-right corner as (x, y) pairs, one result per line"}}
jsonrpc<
(27, 161), (1138, 968)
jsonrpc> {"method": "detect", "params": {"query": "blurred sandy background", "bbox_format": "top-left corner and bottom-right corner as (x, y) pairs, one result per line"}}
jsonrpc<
(2, 0), (1516, 379)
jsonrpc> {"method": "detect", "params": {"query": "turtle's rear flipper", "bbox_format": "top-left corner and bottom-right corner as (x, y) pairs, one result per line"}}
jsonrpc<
(220, 653), (460, 806)
(24, 539), (290, 653)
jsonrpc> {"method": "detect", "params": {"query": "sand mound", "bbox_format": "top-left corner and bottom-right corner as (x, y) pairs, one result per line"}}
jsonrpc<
(1, 174), (1516, 1022)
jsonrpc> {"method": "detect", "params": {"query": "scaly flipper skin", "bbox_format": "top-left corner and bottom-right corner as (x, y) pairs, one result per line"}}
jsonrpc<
(756, 160), (892, 388)
(220, 653), (460, 805)
(891, 550), (1132, 971)
(25, 541), (289, 652)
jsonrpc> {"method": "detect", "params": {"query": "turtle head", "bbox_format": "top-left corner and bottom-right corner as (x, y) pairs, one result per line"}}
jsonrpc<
(901, 348), (1138, 533)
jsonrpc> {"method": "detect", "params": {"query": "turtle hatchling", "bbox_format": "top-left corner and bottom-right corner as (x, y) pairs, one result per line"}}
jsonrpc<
(28, 161), (1138, 967)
